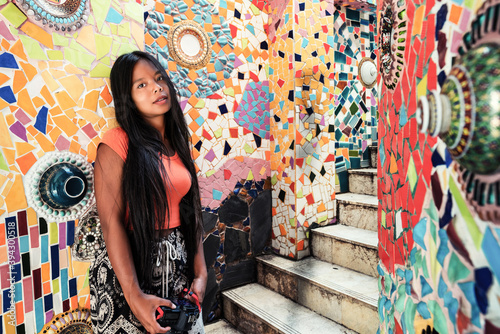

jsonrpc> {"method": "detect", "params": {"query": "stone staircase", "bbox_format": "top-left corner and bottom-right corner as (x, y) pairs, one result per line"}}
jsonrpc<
(210, 164), (379, 334)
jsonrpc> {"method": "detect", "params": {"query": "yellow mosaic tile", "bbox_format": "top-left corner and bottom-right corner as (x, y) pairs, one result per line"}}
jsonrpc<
(54, 91), (77, 111)
(59, 75), (85, 102)
(4, 174), (27, 213)
(64, 63), (86, 75)
(83, 90), (99, 111)
(19, 21), (53, 48)
(0, 2), (27, 28)
(76, 108), (102, 125)
(76, 25), (97, 54)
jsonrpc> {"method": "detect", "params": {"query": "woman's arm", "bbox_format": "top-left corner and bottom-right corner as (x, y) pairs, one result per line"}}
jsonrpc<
(94, 144), (174, 333)
(189, 236), (207, 305)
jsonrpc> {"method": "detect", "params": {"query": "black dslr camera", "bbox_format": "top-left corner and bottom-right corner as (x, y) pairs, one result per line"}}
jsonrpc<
(156, 293), (200, 333)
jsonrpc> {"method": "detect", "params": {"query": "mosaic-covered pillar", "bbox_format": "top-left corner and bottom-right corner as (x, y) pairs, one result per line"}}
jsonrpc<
(269, 0), (298, 258)
(270, 0), (338, 260)
(292, 0), (337, 258)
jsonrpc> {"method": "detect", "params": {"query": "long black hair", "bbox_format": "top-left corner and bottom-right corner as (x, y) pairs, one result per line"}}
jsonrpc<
(109, 51), (203, 289)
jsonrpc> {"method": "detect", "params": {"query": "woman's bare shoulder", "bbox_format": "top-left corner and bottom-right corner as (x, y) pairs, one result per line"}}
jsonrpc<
(100, 127), (128, 161)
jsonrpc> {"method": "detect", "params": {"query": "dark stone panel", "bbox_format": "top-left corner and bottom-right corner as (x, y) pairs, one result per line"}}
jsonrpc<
(338, 170), (349, 193)
(218, 196), (248, 224)
(202, 211), (218, 233)
(203, 234), (220, 268)
(249, 190), (272, 255)
(220, 259), (256, 291)
(202, 268), (218, 323)
(224, 227), (250, 264)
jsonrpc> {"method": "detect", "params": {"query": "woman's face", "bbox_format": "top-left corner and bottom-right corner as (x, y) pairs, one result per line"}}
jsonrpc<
(130, 59), (171, 122)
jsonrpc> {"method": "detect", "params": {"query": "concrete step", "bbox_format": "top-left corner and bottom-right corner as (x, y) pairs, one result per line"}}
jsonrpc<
(336, 192), (378, 232)
(348, 168), (377, 196)
(222, 282), (357, 334)
(256, 254), (378, 334)
(205, 319), (242, 334)
(311, 224), (378, 277)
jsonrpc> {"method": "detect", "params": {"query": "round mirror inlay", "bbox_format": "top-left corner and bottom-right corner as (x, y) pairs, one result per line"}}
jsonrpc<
(180, 33), (202, 57)
(167, 20), (212, 70)
(358, 57), (378, 88)
(24, 151), (95, 222)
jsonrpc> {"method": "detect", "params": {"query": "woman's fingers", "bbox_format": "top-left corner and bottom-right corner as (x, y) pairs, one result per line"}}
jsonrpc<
(157, 297), (176, 309)
(130, 292), (174, 333)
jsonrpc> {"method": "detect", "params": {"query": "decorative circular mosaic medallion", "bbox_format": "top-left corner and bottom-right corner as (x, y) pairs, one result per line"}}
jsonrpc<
(145, 0), (235, 98)
(15, 0), (88, 32)
(458, 0), (500, 56)
(417, 47), (500, 174)
(41, 308), (92, 334)
(379, 0), (407, 91)
(417, 0), (500, 225)
(72, 206), (103, 262)
(167, 21), (212, 70)
(358, 57), (377, 88)
(24, 151), (95, 222)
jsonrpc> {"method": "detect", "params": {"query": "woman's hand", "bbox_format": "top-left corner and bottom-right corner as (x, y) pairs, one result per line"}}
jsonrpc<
(189, 276), (207, 305)
(128, 290), (176, 334)
(189, 236), (207, 307)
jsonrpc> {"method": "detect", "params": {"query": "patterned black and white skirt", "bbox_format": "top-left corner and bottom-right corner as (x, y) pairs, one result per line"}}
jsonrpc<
(89, 228), (205, 334)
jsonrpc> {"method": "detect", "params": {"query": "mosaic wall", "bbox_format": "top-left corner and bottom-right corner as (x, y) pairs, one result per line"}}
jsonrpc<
(0, 0), (144, 332)
(0, 0), (382, 330)
(377, 0), (500, 331)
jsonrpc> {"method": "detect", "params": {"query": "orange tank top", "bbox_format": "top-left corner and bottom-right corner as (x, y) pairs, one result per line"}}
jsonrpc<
(100, 127), (191, 229)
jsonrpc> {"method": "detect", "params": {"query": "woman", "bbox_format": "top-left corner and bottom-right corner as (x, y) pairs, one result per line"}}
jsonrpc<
(90, 51), (207, 334)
